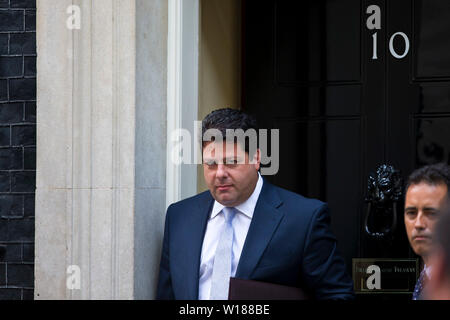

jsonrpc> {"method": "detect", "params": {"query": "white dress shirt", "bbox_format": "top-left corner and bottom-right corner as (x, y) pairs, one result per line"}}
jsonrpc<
(198, 173), (263, 300)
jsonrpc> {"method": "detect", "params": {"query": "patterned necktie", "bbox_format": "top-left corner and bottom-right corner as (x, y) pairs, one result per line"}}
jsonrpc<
(412, 268), (427, 300)
(210, 207), (236, 300)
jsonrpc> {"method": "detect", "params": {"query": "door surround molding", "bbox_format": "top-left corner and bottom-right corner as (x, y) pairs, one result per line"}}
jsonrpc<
(166, 0), (200, 208)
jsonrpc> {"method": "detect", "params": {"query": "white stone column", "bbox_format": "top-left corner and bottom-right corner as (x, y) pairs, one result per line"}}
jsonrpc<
(35, 0), (168, 299)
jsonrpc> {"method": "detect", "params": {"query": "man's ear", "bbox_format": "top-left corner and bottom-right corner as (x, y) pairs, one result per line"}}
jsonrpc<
(253, 149), (261, 171)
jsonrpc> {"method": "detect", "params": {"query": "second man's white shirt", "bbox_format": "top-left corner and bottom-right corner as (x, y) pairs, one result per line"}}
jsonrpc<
(198, 173), (263, 300)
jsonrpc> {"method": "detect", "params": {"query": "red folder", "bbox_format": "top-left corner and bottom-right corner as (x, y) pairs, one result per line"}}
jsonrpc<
(228, 278), (310, 300)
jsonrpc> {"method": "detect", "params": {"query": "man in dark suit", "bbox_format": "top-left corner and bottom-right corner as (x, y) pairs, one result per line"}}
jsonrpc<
(156, 108), (354, 300)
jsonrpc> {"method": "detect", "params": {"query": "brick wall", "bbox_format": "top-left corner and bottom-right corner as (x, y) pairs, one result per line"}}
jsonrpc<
(0, 0), (36, 300)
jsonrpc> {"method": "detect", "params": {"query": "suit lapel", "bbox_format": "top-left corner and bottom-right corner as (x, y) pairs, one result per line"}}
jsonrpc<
(235, 181), (284, 279)
(183, 192), (213, 299)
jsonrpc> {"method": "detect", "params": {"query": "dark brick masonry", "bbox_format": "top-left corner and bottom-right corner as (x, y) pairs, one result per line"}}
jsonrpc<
(0, 0), (36, 300)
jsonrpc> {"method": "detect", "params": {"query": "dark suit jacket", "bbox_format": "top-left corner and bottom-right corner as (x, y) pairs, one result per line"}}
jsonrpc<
(156, 179), (354, 299)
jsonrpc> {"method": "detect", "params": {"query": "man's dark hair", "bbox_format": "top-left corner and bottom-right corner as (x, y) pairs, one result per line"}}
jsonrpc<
(405, 163), (450, 196)
(201, 108), (259, 156)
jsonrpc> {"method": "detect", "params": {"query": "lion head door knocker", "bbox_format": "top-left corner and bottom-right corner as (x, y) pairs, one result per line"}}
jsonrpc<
(364, 164), (403, 240)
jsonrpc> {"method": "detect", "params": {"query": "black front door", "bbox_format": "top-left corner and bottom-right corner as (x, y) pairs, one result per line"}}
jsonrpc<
(242, 0), (450, 295)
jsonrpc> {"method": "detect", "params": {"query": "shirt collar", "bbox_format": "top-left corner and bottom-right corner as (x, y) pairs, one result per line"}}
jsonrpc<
(210, 173), (263, 219)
